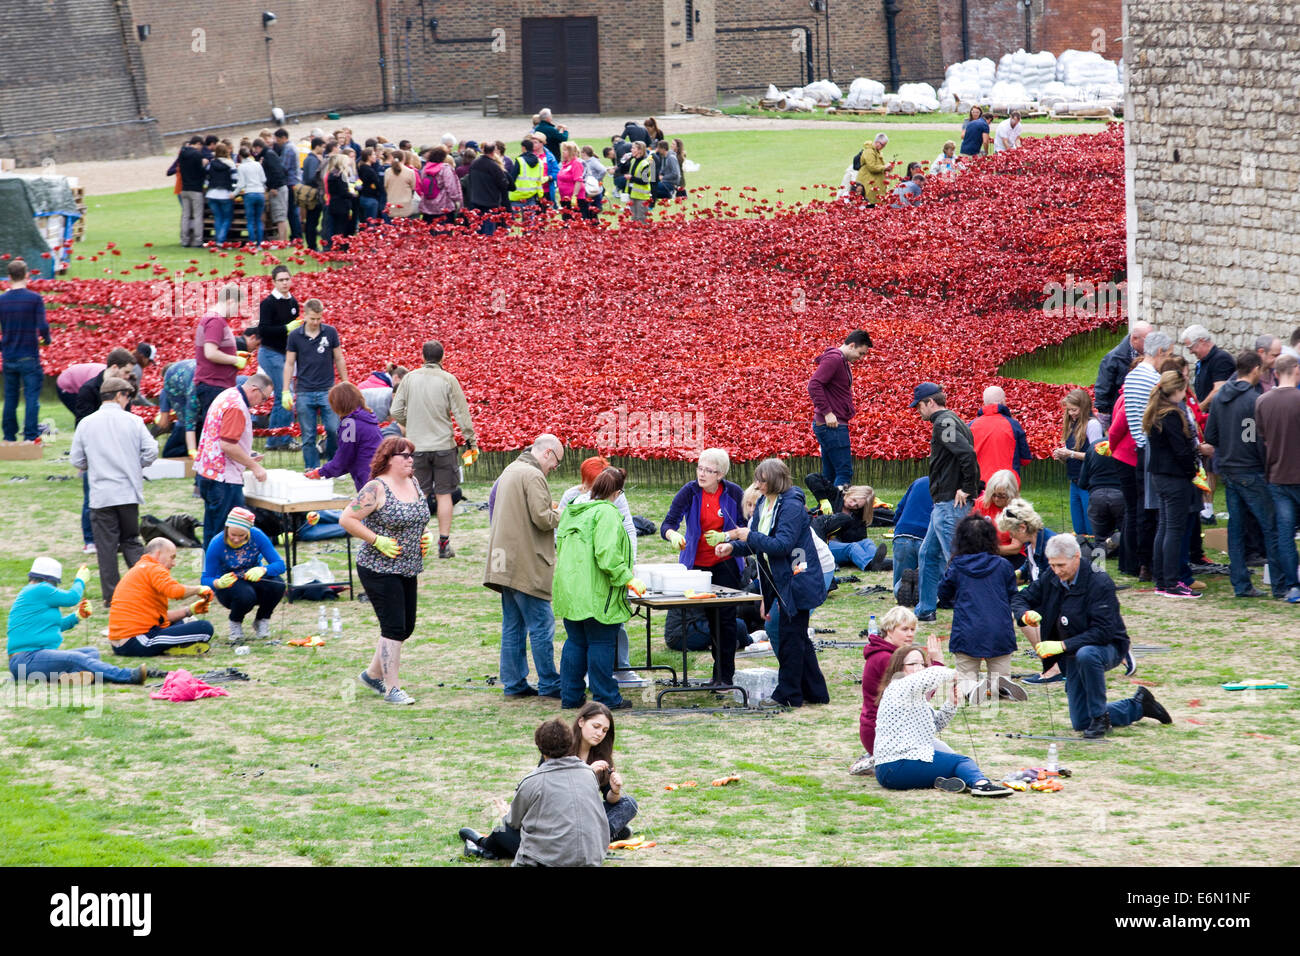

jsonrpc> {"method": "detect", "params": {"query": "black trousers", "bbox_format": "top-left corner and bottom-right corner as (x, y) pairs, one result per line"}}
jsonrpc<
(1117, 460), (1139, 575)
(303, 203), (322, 250)
(195, 381), (227, 435)
(772, 606), (829, 708)
(1087, 487), (1126, 542)
(695, 558), (741, 682)
(90, 504), (145, 606)
(215, 577), (285, 622)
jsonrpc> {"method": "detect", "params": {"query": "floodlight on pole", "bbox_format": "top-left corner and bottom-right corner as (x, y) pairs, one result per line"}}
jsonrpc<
(262, 12), (278, 121)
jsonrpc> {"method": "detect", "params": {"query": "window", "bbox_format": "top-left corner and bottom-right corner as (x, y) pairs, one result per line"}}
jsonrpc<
(686, 1), (694, 41)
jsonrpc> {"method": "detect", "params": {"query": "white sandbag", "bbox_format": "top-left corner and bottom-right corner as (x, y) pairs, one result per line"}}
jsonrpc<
(682, 159), (700, 172)
(844, 77), (886, 108)
(938, 89), (957, 113)
(897, 82), (940, 112)
(765, 84), (781, 100)
(803, 79), (843, 105)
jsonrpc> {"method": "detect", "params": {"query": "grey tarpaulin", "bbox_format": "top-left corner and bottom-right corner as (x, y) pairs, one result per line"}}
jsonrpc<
(0, 175), (80, 278)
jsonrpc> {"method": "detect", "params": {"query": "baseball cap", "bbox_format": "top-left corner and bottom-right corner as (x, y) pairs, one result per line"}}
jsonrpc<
(30, 557), (63, 581)
(908, 382), (943, 407)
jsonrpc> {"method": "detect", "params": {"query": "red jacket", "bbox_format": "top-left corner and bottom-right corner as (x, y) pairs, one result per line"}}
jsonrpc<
(970, 403), (1033, 483)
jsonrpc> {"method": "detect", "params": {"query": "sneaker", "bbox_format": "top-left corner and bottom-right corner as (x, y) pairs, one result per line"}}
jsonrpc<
(163, 642), (210, 656)
(934, 776), (968, 793)
(132, 664), (148, 684)
(849, 753), (875, 776)
(383, 686), (416, 705)
(254, 618), (271, 640)
(1157, 584), (1200, 599)
(996, 676), (1029, 701)
(357, 670), (387, 696)
(1021, 672), (1064, 685)
(1134, 685), (1172, 724)
(1123, 648), (1138, 677)
(82, 543), (97, 554)
(1286, 587), (1300, 604)
(1186, 580), (1206, 591)
(1235, 587), (1263, 598)
(228, 621), (246, 644)
(438, 541), (455, 559)
(916, 611), (937, 623)
(609, 699), (633, 710)
(970, 780), (1013, 797)
(145, 667), (169, 679)
(614, 671), (650, 688)
(613, 825), (633, 842)
(964, 679), (988, 705)
(505, 686), (538, 698)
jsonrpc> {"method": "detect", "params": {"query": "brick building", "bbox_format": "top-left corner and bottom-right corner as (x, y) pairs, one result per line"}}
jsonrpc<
(1125, 0), (1300, 351)
(2, 0), (1123, 165)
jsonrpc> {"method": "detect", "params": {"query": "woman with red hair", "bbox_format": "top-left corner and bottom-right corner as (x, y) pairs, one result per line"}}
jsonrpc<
(559, 456), (644, 686)
(339, 435), (431, 705)
(307, 382), (382, 492)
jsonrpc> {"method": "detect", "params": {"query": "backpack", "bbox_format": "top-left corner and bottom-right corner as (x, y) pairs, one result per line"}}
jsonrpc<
(852, 150), (863, 171)
(417, 163), (442, 201)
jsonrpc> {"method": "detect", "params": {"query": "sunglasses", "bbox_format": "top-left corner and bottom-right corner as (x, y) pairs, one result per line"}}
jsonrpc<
(392, 451), (414, 459)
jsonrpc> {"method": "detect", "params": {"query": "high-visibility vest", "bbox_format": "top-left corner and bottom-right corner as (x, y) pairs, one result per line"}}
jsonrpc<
(627, 155), (653, 201)
(508, 156), (543, 201)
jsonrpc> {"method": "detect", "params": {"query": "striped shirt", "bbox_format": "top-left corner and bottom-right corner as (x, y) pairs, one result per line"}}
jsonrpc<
(1123, 362), (1163, 449)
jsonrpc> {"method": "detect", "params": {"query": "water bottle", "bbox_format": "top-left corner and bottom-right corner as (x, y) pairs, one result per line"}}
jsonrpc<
(317, 606), (327, 632)
(1046, 743), (1059, 774)
(234, 645), (251, 657)
(331, 607), (342, 638)
(868, 614), (879, 638)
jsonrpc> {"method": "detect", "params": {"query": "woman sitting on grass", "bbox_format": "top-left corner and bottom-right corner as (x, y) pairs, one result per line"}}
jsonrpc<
(805, 473), (885, 571)
(872, 645), (1011, 797)
(851, 605), (946, 777)
(460, 703), (636, 860)
(938, 514), (1025, 704)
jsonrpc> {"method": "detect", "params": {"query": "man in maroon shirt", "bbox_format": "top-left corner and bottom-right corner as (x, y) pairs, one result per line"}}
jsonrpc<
(807, 329), (871, 490)
(193, 284), (248, 433)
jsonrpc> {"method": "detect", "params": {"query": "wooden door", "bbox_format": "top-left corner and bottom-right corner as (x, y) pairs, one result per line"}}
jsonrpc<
(521, 17), (599, 114)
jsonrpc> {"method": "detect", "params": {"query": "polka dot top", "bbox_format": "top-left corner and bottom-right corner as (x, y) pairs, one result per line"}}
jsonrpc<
(873, 666), (958, 766)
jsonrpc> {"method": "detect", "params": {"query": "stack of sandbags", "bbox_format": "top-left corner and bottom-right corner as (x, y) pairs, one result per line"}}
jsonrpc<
(896, 82), (940, 112)
(938, 57), (996, 110)
(1057, 50), (1120, 89)
(995, 49), (1057, 97)
(802, 79), (843, 105)
(1036, 80), (1083, 110)
(843, 77), (886, 109)
(990, 80), (1034, 114)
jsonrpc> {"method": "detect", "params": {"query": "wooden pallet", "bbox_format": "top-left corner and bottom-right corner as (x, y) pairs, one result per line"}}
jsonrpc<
(1049, 110), (1115, 121)
(825, 107), (888, 115)
(675, 102), (723, 116)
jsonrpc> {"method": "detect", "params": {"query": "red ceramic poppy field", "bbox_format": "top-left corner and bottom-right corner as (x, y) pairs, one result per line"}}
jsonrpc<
(34, 127), (1125, 461)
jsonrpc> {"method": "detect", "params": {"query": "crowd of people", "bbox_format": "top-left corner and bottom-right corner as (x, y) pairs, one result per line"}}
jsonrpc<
(848, 106), (1025, 206)
(163, 110), (691, 248)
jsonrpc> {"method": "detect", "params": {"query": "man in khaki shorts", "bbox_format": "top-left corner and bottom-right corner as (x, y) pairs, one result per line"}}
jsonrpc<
(390, 340), (477, 558)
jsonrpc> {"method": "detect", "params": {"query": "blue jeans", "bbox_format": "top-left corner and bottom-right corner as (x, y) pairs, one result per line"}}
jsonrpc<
(876, 750), (985, 790)
(1060, 643), (1144, 730)
(499, 587), (559, 695)
(162, 422), (188, 458)
(561, 617), (622, 708)
(243, 193), (265, 244)
(1069, 481), (1092, 535)
(257, 347), (294, 448)
(8, 646), (138, 684)
(359, 196), (380, 225)
(197, 476), (246, 548)
(917, 500), (969, 615)
(1267, 483), (1300, 592)
(892, 534), (922, 594)
(2, 354), (43, 441)
(209, 197), (234, 244)
(616, 625), (632, 670)
(828, 538), (877, 570)
(813, 422), (853, 488)
(80, 471), (93, 544)
(296, 389), (339, 469)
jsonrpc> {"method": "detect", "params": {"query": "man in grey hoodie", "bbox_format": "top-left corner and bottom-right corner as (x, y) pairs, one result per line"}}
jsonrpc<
(1204, 350), (1287, 598)
(499, 720), (607, 867)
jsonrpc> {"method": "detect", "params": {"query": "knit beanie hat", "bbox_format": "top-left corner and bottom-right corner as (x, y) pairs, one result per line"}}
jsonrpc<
(226, 507), (256, 532)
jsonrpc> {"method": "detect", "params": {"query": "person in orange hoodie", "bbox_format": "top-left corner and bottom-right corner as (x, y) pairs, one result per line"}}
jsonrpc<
(108, 539), (214, 657)
(969, 385), (1034, 485)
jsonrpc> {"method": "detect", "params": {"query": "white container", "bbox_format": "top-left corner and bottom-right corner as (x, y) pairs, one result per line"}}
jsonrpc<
(731, 667), (780, 705)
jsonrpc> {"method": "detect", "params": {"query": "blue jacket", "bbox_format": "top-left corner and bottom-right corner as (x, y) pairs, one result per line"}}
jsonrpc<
(661, 479), (745, 573)
(202, 527), (286, 586)
(1010, 559), (1130, 660)
(937, 552), (1017, 658)
(7, 579), (84, 655)
(892, 476), (931, 538)
(730, 488), (826, 615)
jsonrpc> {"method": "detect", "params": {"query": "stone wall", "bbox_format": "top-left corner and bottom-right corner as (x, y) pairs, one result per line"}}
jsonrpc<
(1125, 0), (1300, 350)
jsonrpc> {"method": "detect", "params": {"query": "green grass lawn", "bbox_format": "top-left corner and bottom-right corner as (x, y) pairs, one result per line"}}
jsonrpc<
(2, 382), (1296, 867)
(65, 126), (1085, 281)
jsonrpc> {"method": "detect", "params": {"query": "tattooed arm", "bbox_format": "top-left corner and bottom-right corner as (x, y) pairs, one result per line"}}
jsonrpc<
(339, 480), (386, 542)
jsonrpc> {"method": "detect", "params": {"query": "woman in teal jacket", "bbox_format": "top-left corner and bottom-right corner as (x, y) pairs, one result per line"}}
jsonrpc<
(554, 468), (645, 710)
(7, 557), (144, 684)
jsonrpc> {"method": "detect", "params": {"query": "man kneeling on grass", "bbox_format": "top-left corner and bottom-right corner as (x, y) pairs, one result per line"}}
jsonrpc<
(7, 557), (155, 685)
(1010, 533), (1173, 739)
(108, 539), (215, 657)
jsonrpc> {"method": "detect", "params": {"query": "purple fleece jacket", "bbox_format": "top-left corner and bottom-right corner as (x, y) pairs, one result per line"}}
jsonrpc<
(319, 408), (382, 492)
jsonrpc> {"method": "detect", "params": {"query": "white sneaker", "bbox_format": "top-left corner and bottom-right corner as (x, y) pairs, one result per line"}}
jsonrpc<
(614, 671), (650, 688)
(384, 686), (416, 705)
(1200, 503), (1215, 519)
(964, 679), (989, 705)
(228, 621), (245, 644)
(849, 753), (875, 776)
(82, 543), (97, 555)
(996, 676), (1029, 702)
(254, 619), (271, 640)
